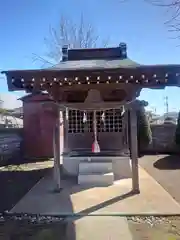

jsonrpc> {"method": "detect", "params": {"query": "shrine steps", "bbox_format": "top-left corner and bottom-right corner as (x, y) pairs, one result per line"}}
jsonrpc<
(78, 162), (114, 186)
(78, 172), (114, 186)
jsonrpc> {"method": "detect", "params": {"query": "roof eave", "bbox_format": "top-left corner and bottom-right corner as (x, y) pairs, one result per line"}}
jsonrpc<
(2, 63), (180, 75)
(2, 63), (180, 92)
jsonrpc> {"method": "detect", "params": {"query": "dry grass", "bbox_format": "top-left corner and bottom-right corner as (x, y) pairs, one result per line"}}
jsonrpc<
(127, 216), (180, 240)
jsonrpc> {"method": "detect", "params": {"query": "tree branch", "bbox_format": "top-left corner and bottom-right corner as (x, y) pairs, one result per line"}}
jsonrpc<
(145, 0), (180, 38)
(32, 53), (54, 68)
(33, 14), (110, 66)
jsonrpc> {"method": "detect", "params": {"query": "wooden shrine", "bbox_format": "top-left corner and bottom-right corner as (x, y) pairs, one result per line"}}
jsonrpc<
(2, 43), (180, 193)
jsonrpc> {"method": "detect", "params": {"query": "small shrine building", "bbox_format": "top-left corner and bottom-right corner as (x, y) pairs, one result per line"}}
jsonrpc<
(2, 43), (180, 193)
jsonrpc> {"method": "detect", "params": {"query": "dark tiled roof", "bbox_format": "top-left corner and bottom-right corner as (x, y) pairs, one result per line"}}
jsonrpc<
(49, 58), (140, 71)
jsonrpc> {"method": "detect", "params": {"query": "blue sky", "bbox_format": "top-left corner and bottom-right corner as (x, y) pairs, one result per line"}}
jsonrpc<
(0, 0), (180, 113)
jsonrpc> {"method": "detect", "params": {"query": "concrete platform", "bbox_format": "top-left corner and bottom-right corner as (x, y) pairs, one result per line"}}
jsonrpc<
(66, 216), (132, 240)
(63, 156), (132, 180)
(10, 165), (180, 240)
(11, 166), (180, 215)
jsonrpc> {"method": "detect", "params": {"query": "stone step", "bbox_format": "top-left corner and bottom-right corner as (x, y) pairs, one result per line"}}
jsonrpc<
(79, 162), (113, 175)
(78, 172), (114, 186)
(68, 156), (130, 162)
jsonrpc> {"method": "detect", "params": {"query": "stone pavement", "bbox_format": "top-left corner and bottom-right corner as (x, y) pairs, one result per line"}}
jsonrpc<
(10, 166), (180, 239)
(66, 216), (132, 240)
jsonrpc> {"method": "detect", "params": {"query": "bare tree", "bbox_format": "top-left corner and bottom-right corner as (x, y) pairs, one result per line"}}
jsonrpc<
(145, 0), (180, 37)
(116, 0), (180, 39)
(33, 14), (109, 66)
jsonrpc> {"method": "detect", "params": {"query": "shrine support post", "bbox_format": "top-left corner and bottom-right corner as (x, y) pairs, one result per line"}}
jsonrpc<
(53, 114), (61, 192)
(63, 108), (69, 153)
(129, 107), (140, 193)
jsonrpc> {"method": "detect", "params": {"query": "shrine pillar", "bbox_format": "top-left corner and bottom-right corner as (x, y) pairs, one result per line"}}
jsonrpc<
(63, 108), (69, 154)
(129, 106), (140, 193)
(53, 112), (61, 192)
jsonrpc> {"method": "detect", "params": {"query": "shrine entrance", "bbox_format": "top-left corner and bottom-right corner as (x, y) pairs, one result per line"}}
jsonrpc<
(65, 108), (127, 153)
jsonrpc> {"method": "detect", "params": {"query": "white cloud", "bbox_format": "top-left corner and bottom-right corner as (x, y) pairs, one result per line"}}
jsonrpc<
(0, 92), (23, 109)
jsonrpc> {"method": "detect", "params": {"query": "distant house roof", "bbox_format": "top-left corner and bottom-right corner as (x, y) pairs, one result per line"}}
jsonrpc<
(11, 107), (23, 114)
(19, 92), (51, 102)
(0, 114), (23, 127)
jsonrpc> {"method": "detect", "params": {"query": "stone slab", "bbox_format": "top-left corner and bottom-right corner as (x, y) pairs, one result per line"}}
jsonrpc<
(78, 172), (114, 186)
(66, 216), (132, 240)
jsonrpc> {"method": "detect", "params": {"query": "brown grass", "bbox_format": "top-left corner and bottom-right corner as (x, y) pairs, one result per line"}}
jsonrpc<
(127, 216), (180, 240)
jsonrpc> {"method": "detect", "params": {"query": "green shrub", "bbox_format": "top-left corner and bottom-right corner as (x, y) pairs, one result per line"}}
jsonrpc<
(137, 108), (152, 152)
(128, 104), (152, 155)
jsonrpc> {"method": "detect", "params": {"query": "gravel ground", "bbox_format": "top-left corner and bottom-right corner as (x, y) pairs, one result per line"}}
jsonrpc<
(0, 213), (67, 239)
(127, 216), (180, 240)
(127, 216), (172, 226)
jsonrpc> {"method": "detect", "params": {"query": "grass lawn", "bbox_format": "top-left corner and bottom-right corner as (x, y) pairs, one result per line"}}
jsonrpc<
(127, 216), (180, 240)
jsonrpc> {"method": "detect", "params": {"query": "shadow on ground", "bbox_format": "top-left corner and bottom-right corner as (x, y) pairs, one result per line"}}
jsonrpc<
(153, 155), (180, 170)
(0, 162), (74, 239)
(65, 190), (135, 239)
(9, 171), (136, 239)
(50, 187), (135, 239)
(0, 156), (52, 167)
(0, 217), (68, 240)
(76, 190), (135, 217)
(0, 167), (51, 212)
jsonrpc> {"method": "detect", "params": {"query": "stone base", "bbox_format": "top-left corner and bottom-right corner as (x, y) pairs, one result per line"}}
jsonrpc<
(79, 162), (113, 174)
(62, 156), (132, 180)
